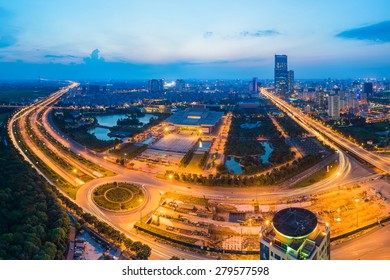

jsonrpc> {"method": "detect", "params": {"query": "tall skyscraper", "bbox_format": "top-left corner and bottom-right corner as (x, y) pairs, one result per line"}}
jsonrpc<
(328, 93), (340, 120)
(288, 70), (294, 93)
(274, 54), (288, 95)
(252, 77), (258, 92)
(363, 82), (373, 95)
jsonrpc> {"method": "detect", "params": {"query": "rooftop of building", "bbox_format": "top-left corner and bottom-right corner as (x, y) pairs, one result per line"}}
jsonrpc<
(272, 207), (318, 238)
(164, 108), (223, 127)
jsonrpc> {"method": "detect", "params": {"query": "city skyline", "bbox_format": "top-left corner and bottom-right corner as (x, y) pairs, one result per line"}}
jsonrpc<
(0, 0), (390, 79)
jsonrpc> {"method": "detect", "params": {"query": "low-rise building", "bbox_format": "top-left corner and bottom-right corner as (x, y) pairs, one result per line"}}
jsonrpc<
(260, 207), (330, 260)
(163, 108), (223, 135)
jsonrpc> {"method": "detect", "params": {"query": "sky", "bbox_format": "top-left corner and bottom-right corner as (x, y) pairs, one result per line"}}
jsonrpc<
(0, 0), (389, 80)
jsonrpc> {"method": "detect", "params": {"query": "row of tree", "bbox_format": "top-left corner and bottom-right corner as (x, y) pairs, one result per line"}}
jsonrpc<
(274, 114), (307, 137)
(1, 119), (151, 260)
(0, 124), (70, 260)
(166, 154), (322, 187)
(180, 149), (194, 167)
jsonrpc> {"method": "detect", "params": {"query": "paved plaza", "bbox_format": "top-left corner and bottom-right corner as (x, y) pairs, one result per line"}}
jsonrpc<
(151, 133), (198, 153)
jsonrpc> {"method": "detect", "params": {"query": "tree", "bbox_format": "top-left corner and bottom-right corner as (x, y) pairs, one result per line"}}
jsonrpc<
(136, 244), (151, 260)
(131, 241), (142, 252)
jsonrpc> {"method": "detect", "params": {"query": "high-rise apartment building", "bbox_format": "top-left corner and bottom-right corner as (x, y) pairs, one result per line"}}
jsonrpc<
(274, 55), (288, 95)
(251, 77), (258, 93)
(176, 79), (186, 92)
(316, 88), (325, 109)
(328, 93), (340, 120)
(288, 70), (294, 93)
(260, 208), (330, 260)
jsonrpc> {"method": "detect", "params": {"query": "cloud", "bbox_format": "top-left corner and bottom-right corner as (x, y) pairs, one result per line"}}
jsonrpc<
(202, 29), (280, 41)
(336, 20), (390, 43)
(44, 54), (78, 59)
(239, 29), (280, 38)
(203, 32), (213, 38)
(83, 49), (105, 63)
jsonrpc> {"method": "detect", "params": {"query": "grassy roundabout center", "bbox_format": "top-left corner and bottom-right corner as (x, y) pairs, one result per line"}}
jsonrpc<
(93, 182), (145, 211)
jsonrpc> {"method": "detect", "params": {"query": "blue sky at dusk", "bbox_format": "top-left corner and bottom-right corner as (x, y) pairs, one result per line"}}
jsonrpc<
(0, 0), (389, 80)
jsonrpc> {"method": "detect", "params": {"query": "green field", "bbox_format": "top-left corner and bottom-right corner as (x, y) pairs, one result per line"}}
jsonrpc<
(291, 160), (338, 188)
(0, 88), (55, 102)
(0, 113), (9, 124)
(93, 183), (144, 211)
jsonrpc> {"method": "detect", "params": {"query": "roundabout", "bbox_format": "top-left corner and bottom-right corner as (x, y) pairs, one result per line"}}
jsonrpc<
(93, 182), (145, 211)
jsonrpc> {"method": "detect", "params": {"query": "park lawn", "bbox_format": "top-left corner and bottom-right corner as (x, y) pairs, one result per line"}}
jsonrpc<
(0, 89), (53, 102)
(110, 142), (141, 156)
(291, 160), (338, 188)
(183, 153), (203, 172)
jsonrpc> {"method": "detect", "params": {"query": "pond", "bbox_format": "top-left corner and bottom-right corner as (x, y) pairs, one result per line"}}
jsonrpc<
(88, 127), (115, 141)
(225, 156), (243, 174)
(225, 141), (273, 174)
(95, 113), (156, 127)
(240, 122), (262, 129)
(194, 140), (212, 152)
(259, 141), (273, 163)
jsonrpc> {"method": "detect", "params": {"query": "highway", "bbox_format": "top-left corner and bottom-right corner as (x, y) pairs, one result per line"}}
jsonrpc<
(331, 223), (390, 260)
(7, 82), (385, 259)
(261, 88), (390, 174)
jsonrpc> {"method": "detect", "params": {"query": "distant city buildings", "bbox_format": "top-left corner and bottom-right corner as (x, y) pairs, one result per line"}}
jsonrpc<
(260, 208), (330, 260)
(148, 79), (164, 93)
(363, 82), (373, 96)
(175, 79), (186, 92)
